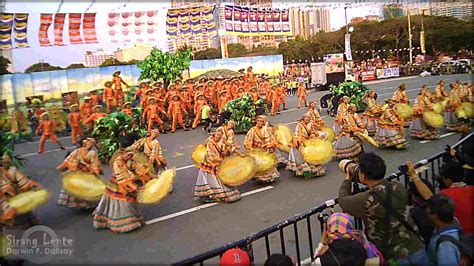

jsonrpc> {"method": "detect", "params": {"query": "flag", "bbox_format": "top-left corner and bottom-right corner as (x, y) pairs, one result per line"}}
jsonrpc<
(13, 13), (29, 48)
(39, 14), (53, 46)
(54, 13), (66, 46)
(69, 13), (83, 44)
(82, 13), (98, 43)
(420, 31), (426, 54)
(345, 33), (353, 61)
(0, 13), (14, 50)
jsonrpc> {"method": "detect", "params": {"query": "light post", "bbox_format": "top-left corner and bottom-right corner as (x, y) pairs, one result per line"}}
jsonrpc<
(407, 9), (413, 65)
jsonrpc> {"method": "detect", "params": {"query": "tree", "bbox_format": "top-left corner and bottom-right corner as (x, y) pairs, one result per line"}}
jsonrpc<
(0, 56), (11, 75)
(138, 48), (192, 88)
(228, 43), (248, 58)
(194, 48), (221, 60)
(100, 58), (123, 67)
(66, 63), (86, 69)
(24, 62), (62, 73)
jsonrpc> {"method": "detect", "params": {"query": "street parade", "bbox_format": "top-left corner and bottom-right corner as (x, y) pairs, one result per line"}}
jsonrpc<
(1, 0), (473, 265)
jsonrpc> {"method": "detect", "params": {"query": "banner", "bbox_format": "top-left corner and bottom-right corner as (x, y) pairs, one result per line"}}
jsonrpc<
(54, 13), (66, 46)
(39, 14), (53, 46)
(345, 33), (353, 61)
(324, 53), (344, 74)
(224, 5), (291, 36)
(166, 5), (217, 44)
(13, 13), (28, 48)
(68, 13), (83, 44)
(0, 13), (14, 50)
(376, 67), (400, 79)
(108, 11), (158, 44)
(420, 31), (426, 54)
(82, 13), (98, 43)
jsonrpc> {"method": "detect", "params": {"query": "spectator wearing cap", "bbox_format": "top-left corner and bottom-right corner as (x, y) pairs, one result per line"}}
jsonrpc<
(220, 248), (250, 266)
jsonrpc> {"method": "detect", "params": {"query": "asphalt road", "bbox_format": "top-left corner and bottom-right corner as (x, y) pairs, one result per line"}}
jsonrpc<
(10, 73), (472, 264)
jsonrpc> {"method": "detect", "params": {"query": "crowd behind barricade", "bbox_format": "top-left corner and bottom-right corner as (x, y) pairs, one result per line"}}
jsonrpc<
(281, 64), (312, 94)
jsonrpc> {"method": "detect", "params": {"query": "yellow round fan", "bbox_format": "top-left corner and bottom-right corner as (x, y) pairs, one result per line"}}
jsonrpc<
(275, 124), (293, 153)
(423, 111), (445, 128)
(217, 155), (257, 187)
(62, 171), (106, 202)
(354, 132), (380, 148)
(248, 149), (278, 175)
(137, 167), (176, 204)
(432, 102), (444, 114)
(396, 103), (414, 119)
(6, 189), (51, 215)
(299, 138), (334, 165)
(191, 144), (206, 166)
(321, 126), (336, 143)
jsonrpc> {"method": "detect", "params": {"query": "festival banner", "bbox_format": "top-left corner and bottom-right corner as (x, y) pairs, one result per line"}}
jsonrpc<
(281, 9), (290, 33)
(13, 13), (28, 48)
(68, 13), (83, 44)
(0, 13), (14, 50)
(82, 13), (98, 43)
(39, 14), (53, 46)
(108, 11), (158, 44)
(324, 53), (344, 74)
(166, 5), (217, 43)
(345, 34), (353, 61)
(54, 13), (66, 46)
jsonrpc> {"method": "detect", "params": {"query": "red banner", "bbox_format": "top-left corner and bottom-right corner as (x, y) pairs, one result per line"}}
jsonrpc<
(39, 13), (53, 46)
(68, 13), (83, 44)
(54, 13), (66, 46)
(82, 13), (98, 43)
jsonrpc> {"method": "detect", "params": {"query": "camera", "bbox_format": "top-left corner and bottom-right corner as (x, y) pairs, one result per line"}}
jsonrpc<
(339, 159), (361, 183)
(318, 208), (333, 224)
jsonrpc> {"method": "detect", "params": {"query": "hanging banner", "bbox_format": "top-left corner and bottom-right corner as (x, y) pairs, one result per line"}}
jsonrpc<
(0, 13), (14, 50)
(345, 33), (353, 61)
(54, 13), (66, 46)
(82, 13), (98, 43)
(420, 31), (426, 54)
(68, 13), (83, 44)
(39, 13), (53, 46)
(324, 53), (344, 74)
(108, 11), (158, 44)
(13, 13), (28, 48)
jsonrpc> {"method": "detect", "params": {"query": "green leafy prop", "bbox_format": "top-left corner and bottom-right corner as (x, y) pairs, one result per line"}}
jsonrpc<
(329, 81), (369, 111)
(91, 111), (146, 162)
(223, 94), (268, 132)
(0, 132), (27, 167)
(138, 48), (192, 86)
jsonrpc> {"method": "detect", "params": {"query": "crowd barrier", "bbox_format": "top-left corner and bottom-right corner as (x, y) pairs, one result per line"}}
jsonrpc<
(174, 132), (472, 265)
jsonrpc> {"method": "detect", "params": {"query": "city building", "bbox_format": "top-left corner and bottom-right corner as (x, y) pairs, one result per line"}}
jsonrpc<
(382, 4), (405, 19)
(170, 0), (207, 7)
(114, 44), (155, 62)
(350, 15), (382, 24)
(289, 7), (331, 38)
(431, 2), (472, 20)
(84, 49), (115, 67)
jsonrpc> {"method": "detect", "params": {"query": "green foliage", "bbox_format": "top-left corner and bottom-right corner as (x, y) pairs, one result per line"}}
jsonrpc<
(138, 48), (192, 84)
(194, 48), (221, 60)
(227, 43), (248, 58)
(66, 63), (86, 69)
(0, 56), (11, 75)
(100, 58), (123, 67)
(24, 62), (63, 73)
(124, 85), (138, 103)
(329, 82), (369, 111)
(223, 94), (267, 132)
(0, 132), (30, 168)
(91, 112), (146, 162)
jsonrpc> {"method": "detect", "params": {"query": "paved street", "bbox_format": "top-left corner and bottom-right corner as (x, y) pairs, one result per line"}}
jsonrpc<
(13, 74), (471, 264)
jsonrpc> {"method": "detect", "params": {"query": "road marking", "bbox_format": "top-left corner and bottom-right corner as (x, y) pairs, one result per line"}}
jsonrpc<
(171, 152), (184, 158)
(19, 146), (76, 158)
(176, 164), (195, 171)
(419, 132), (456, 144)
(145, 186), (274, 225)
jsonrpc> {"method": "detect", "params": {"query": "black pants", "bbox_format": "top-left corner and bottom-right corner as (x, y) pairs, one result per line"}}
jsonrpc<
(203, 118), (212, 133)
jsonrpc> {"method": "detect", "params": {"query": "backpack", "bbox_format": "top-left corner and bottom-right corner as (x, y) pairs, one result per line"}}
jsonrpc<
(436, 234), (474, 266)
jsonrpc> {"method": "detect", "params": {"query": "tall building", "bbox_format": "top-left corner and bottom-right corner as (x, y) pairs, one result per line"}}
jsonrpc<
(289, 7), (331, 39)
(431, 2), (472, 20)
(114, 44), (155, 62)
(383, 4), (405, 19)
(84, 49), (115, 67)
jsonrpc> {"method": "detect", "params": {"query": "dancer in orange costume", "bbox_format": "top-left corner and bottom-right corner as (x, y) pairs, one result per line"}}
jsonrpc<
(269, 85), (280, 116)
(167, 95), (189, 133)
(68, 104), (83, 145)
(180, 86), (193, 113)
(234, 87), (245, 100)
(245, 66), (256, 86)
(36, 112), (65, 154)
(142, 97), (167, 133)
(164, 85), (179, 103)
(103, 81), (116, 113)
(192, 93), (206, 129)
(218, 90), (230, 113)
(80, 96), (93, 131)
(141, 89), (152, 109)
(90, 90), (101, 106)
(276, 83), (287, 110)
(121, 102), (133, 116)
(306, 101), (325, 127)
(392, 83), (409, 104)
(248, 87), (259, 103)
(112, 70), (129, 91)
(134, 81), (147, 102)
(297, 82), (308, 109)
(84, 105), (107, 131)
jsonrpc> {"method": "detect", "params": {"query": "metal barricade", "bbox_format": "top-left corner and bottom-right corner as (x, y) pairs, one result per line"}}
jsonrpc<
(174, 132), (472, 265)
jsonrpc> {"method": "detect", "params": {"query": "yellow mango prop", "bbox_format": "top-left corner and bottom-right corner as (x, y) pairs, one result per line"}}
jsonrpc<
(62, 171), (106, 202)
(299, 138), (334, 165)
(137, 167), (176, 204)
(248, 149), (278, 175)
(6, 189), (51, 215)
(218, 155), (256, 186)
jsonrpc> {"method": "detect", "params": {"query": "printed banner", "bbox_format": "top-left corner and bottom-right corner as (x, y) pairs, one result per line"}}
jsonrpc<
(82, 13), (98, 43)
(13, 13), (28, 48)
(224, 5), (291, 36)
(376, 67), (400, 79)
(345, 33), (353, 61)
(39, 14), (53, 46)
(68, 13), (83, 44)
(324, 53), (344, 74)
(54, 13), (66, 46)
(107, 10), (158, 44)
(0, 13), (14, 50)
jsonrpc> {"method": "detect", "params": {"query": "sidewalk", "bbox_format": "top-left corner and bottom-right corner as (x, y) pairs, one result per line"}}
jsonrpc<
(363, 75), (418, 85)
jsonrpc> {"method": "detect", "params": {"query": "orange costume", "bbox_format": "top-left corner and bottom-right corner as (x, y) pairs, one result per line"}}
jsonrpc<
(80, 99), (93, 130)
(90, 93), (101, 107)
(84, 106), (107, 130)
(103, 82), (116, 113)
(68, 104), (83, 145)
(269, 87), (280, 116)
(36, 113), (64, 154)
(218, 91), (230, 112)
(180, 88), (194, 113)
(192, 95), (206, 129)
(297, 83), (308, 109)
(276, 85), (287, 110)
(392, 88), (409, 104)
(142, 97), (166, 133)
(122, 102), (133, 116)
(112, 72), (129, 91)
(167, 96), (188, 133)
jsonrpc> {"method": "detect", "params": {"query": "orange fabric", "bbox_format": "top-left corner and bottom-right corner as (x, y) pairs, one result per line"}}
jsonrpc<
(168, 100), (187, 132)
(114, 88), (124, 106)
(80, 103), (92, 118)
(91, 95), (101, 106)
(122, 108), (133, 116)
(71, 126), (83, 145)
(37, 120), (59, 153)
(192, 99), (205, 128)
(113, 76), (127, 90)
(218, 95), (230, 112)
(85, 113), (106, 125)
(103, 87), (114, 100)
(68, 112), (81, 127)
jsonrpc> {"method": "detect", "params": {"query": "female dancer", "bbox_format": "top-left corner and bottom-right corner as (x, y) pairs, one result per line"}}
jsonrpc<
(131, 129), (167, 173)
(333, 96), (350, 135)
(410, 86), (439, 139)
(392, 83), (409, 104)
(57, 138), (102, 209)
(334, 104), (364, 160)
(361, 91), (381, 136)
(194, 130), (241, 203)
(287, 114), (326, 178)
(375, 99), (408, 149)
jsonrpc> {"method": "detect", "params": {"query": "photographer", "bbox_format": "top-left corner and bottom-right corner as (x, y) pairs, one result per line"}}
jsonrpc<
(449, 134), (474, 185)
(338, 152), (428, 264)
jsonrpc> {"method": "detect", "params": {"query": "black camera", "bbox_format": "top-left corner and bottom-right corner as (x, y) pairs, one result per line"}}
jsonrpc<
(318, 208), (333, 224)
(339, 159), (361, 183)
